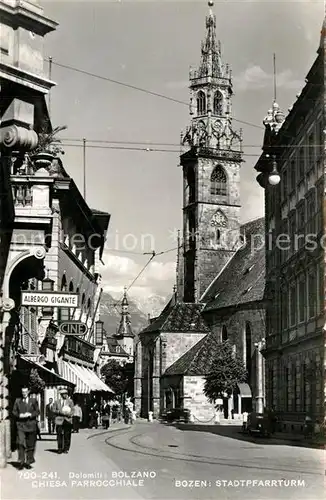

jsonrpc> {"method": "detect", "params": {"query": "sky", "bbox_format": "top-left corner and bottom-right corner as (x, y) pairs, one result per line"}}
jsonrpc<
(41, 0), (324, 304)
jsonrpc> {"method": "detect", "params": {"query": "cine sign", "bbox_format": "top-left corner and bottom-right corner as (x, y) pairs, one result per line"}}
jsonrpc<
(21, 292), (79, 308)
(59, 321), (87, 336)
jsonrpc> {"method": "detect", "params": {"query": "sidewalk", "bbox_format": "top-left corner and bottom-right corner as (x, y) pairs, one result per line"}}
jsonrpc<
(0, 423), (144, 500)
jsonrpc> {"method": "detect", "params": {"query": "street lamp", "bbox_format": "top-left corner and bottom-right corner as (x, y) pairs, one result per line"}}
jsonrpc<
(256, 154), (281, 188)
(41, 272), (54, 316)
(268, 156), (281, 186)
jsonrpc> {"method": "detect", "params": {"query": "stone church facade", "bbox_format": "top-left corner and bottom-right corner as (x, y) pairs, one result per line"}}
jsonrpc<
(134, 2), (266, 421)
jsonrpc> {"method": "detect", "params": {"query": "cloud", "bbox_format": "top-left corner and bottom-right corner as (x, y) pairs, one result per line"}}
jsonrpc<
(99, 252), (176, 300)
(234, 65), (303, 92)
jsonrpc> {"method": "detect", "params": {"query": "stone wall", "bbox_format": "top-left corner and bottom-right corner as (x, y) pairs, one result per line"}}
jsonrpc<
(183, 376), (215, 423)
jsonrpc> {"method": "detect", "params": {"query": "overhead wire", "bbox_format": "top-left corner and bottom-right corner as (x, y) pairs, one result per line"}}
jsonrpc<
(46, 57), (264, 130)
(60, 138), (322, 149)
(47, 141), (323, 158)
(104, 246), (178, 309)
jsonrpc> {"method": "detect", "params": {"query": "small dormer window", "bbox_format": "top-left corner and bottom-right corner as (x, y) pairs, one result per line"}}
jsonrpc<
(116, 346), (121, 353)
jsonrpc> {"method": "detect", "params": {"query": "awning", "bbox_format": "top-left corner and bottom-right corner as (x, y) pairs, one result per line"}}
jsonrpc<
(19, 356), (75, 389)
(238, 383), (252, 398)
(59, 360), (114, 394)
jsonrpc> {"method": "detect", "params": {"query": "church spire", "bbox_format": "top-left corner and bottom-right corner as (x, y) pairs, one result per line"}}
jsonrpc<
(181, 1), (242, 153)
(116, 287), (134, 339)
(198, 1), (223, 79)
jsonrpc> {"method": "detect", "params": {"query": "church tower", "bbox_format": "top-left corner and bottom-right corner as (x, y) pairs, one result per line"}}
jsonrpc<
(115, 287), (135, 359)
(179, 1), (243, 303)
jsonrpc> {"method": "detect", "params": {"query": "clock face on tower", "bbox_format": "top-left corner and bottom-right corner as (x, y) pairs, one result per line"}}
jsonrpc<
(211, 211), (227, 227)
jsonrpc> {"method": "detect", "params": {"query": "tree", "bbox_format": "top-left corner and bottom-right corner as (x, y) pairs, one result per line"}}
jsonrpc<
(204, 341), (247, 403)
(101, 360), (134, 397)
(28, 368), (46, 394)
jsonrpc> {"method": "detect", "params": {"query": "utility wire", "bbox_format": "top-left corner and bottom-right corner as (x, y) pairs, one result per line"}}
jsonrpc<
(50, 142), (321, 158)
(60, 138), (324, 149)
(126, 251), (156, 293)
(45, 57), (264, 130)
(105, 246), (178, 308)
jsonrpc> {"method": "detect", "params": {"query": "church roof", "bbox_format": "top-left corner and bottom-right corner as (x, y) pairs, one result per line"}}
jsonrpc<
(164, 332), (221, 376)
(140, 302), (210, 335)
(116, 316), (134, 338)
(104, 335), (129, 357)
(202, 217), (265, 312)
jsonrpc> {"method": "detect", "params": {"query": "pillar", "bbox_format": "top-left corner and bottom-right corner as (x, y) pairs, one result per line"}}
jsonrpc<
(255, 340), (265, 413)
(134, 341), (142, 416)
(152, 339), (160, 418)
(0, 301), (15, 468)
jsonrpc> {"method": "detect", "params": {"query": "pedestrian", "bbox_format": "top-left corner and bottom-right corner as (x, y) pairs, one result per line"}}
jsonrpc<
(52, 388), (74, 454)
(12, 386), (39, 470)
(304, 415), (313, 439)
(242, 411), (248, 432)
(45, 398), (55, 434)
(30, 393), (42, 440)
(101, 400), (111, 429)
(88, 398), (99, 429)
(72, 402), (82, 433)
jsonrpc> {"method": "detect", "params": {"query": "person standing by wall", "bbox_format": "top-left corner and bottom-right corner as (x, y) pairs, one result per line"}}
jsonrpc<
(72, 403), (83, 433)
(242, 411), (248, 432)
(12, 386), (39, 470)
(45, 398), (55, 434)
(101, 400), (111, 429)
(52, 388), (74, 454)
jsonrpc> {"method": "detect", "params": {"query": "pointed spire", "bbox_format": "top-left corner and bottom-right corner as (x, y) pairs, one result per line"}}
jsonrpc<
(116, 287), (134, 338)
(197, 1), (223, 79)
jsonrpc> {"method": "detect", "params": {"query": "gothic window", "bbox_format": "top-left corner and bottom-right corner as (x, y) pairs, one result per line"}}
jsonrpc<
(61, 274), (67, 292)
(213, 91), (223, 115)
(222, 325), (228, 341)
(197, 91), (206, 116)
(211, 166), (227, 196)
(69, 281), (74, 292)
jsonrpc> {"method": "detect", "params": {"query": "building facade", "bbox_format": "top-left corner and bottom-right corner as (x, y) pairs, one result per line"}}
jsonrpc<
(254, 19), (325, 430)
(0, 0), (112, 464)
(136, 2), (266, 421)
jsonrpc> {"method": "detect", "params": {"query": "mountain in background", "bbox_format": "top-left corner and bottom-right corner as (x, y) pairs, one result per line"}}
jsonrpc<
(99, 291), (170, 336)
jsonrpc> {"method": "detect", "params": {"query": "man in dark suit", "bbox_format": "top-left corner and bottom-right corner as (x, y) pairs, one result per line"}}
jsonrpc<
(45, 398), (55, 434)
(52, 388), (74, 454)
(12, 386), (39, 470)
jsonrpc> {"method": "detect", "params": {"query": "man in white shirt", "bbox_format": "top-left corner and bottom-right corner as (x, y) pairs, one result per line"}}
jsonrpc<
(52, 388), (74, 454)
(242, 411), (249, 432)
